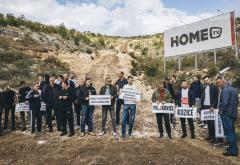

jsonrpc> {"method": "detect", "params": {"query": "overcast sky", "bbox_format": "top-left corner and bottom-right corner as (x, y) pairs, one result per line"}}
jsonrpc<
(0, 0), (239, 36)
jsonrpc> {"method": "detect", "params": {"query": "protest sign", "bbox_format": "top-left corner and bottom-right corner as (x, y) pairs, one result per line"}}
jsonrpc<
(152, 103), (175, 114)
(200, 109), (215, 121)
(175, 107), (197, 118)
(89, 95), (111, 106)
(119, 89), (141, 102)
(15, 102), (30, 112)
(215, 109), (225, 138)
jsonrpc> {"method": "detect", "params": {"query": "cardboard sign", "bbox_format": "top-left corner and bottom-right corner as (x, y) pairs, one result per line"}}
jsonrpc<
(89, 95), (111, 106)
(215, 109), (225, 138)
(15, 102), (30, 112)
(200, 109), (215, 121)
(175, 107), (197, 118)
(40, 102), (46, 111)
(16, 102), (46, 112)
(119, 89), (141, 102)
(152, 103), (175, 114)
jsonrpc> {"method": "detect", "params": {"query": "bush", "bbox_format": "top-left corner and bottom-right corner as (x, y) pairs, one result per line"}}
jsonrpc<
(141, 47), (148, 56)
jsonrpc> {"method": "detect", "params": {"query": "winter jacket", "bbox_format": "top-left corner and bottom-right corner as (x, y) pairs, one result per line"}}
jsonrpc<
(18, 86), (31, 103)
(59, 87), (75, 110)
(151, 88), (173, 103)
(176, 88), (196, 107)
(201, 83), (219, 108)
(79, 85), (97, 106)
(44, 84), (62, 107)
(26, 90), (41, 110)
(99, 85), (117, 105)
(190, 81), (203, 98)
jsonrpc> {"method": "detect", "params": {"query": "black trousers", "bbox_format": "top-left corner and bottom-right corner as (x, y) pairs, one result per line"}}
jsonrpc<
(4, 105), (15, 130)
(55, 107), (62, 131)
(31, 108), (42, 133)
(46, 104), (54, 130)
(74, 104), (82, 126)
(0, 107), (3, 132)
(180, 118), (195, 135)
(202, 105), (216, 140)
(62, 108), (74, 134)
(156, 113), (171, 136)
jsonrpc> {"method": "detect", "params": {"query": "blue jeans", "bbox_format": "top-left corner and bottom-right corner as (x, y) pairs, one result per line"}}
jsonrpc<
(81, 105), (94, 133)
(116, 99), (129, 126)
(122, 104), (136, 136)
(221, 114), (238, 155)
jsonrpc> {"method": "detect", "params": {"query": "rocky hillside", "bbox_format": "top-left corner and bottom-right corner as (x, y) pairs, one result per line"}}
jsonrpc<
(0, 13), (240, 89)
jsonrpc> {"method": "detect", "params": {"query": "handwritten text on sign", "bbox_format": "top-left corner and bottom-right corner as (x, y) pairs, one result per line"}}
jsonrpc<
(152, 103), (175, 114)
(15, 102), (46, 111)
(89, 95), (111, 106)
(215, 109), (225, 138)
(120, 89), (141, 102)
(201, 109), (215, 121)
(175, 107), (197, 118)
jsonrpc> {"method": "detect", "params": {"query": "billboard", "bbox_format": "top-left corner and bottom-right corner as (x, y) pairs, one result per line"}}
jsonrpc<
(164, 12), (236, 57)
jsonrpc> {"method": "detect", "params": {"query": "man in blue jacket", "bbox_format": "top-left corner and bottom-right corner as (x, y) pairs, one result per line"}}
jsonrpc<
(177, 80), (196, 139)
(217, 76), (238, 156)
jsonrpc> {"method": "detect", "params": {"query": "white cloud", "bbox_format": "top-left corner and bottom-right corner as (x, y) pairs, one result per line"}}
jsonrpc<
(0, 0), (214, 36)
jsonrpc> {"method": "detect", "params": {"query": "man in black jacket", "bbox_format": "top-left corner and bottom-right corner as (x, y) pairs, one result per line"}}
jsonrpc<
(0, 90), (4, 136)
(99, 77), (117, 136)
(18, 81), (31, 131)
(3, 86), (16, 131)
(177, 80), (196, 139)
(80, 78), (96, 137)
(74, 79), (85, 128)
(26, 83), (42, 134)
(59, 80), (75, 137)
(201, 76), (219, 144)
(44, 77), (62, 132)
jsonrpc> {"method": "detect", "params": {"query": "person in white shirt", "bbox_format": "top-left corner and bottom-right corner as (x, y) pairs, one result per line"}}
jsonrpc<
(177, 80), (196, 139)
(121, 76), (138, 140)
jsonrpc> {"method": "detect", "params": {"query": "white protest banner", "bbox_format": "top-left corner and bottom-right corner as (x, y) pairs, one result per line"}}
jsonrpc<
(152, 103), (175, 114)
(215, 109), (225, 138)
(175, 107), (197, 118)
(40, 102), (46, 111)
(89, 95), (111, 106)
(15, 102), (30, 112)
(120, 89), (141, 102)
(164, 12), (236, 57)
(200, 109), (215, 121)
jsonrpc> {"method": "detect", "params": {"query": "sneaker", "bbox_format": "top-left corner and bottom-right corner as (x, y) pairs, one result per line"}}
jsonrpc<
(191, 134), (196, 139)
(85, 125), (88, 130)
(99, 131), (106, 136)
(88, 132), (96, 136)
(203, 125), (208, 129)
(80, 132), (85, 137)
(68, 133), (75, 137)
(49, 129), (53, 133)
(181, 134), (187, 138)
(121, 135), (126, 141)
(168, 135), (173, 139)
(60, 132), (67, 136)
(113, 132), (117, 136)
(21, 127), (27, 132)
(159, 133), (164, 138)
(223, 152), (238, 157)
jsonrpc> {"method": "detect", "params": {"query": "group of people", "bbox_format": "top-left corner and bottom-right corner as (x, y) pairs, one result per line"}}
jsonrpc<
(0, 71), (238, 156)
(152, 74), (238, 157)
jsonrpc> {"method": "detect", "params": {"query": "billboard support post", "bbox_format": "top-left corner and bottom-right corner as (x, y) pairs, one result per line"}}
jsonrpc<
(178, 57), (181, 71)
(163, 58), (166, 73)
(214, 50), (217, 65)
(194, 53), (198, 70)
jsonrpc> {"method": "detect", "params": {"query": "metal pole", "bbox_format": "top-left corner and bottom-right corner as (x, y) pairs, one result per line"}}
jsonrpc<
(194, 53), (198, 70)
(214, 50), (217, 65)
(163, 58), (166, 74)
(178, 56), (181, 71)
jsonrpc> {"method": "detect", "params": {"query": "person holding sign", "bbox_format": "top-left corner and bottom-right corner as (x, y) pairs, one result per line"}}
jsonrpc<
(79, 78), (97, 137)
(25, 83), (42, 134)
(201, 76), (219, 144)
(59, 80), (75, 137)
(18, 81), (31, 132)
(121, 76), (138, 140)
(0, 90), (4, 136)
(99, 78), (117, 137)
(152, 81), (173, 139)
(176, 80), (196, 139)
(217, 76), (239, 157)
